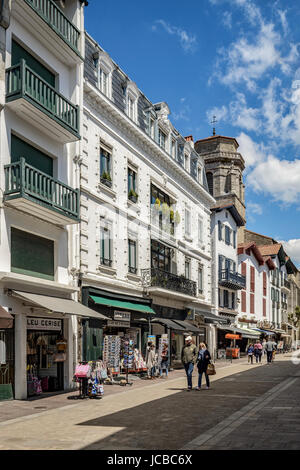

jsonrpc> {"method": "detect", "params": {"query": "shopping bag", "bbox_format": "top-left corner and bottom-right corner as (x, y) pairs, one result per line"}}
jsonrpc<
(207, 363), (216, 376)
(74, 363), (91, 377)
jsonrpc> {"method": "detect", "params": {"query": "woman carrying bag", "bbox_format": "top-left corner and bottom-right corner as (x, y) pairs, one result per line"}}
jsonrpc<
(196, 342), (212, 390)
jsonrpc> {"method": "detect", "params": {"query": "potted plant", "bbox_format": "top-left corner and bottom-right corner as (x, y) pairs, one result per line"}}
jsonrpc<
(154, 198), (161, 211)
(174, 210), (181, 224)
(101, 171), (112, 188)
(161, 202), (170, 217)
(128, 188), (138, 203)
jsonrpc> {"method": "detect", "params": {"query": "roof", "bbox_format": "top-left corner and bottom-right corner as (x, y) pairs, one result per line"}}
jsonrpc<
(195, 135), (239, 148)
(211, 203), (245, 227)
(258, 244), (282, 256)
(262, 256), (276, 270)
(238, 242), (265, 265)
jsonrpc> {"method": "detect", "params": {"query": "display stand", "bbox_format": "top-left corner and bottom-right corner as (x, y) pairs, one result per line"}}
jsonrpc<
(68, 361), (104, 400)
(121, 337), (133, 386)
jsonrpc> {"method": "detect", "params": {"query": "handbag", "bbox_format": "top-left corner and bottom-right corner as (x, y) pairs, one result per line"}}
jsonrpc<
(74, 363), (91, 377)
(206, 362), (216, 376)
(53, 352), (66, 362)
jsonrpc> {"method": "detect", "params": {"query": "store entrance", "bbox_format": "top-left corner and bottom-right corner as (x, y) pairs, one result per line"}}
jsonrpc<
(27, 329), (65, 397)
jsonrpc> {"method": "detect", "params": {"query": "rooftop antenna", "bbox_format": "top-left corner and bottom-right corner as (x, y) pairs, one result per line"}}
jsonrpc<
(211, 115), (217, 136)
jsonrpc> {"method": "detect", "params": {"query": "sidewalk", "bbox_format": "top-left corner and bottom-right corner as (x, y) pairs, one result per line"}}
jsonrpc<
(0, 355), (275, 424)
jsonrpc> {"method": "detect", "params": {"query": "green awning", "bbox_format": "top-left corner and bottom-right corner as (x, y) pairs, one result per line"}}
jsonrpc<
(90, 295), (156, 314)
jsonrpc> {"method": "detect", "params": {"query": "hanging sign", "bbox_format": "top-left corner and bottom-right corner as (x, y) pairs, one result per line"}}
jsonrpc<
(114, 311), (131, 322)
(107, 320), (129, 328)
(26, 317), (62, 331)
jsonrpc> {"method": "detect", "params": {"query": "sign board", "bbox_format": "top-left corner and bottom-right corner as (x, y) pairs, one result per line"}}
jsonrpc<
(27, 317), (62, 331)
(107, 320), (130, 328)
(114, 311), (131, 322)
(225, 333), (241, 340)
(147, 335), (156, 347)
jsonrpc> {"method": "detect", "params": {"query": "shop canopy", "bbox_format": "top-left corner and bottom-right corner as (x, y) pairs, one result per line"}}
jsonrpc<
(253, 328), (276, 335)
(171, 319), (203, 334)
(151, 318), (186, 331)
(218, 324), (260, 339)
(12, 291), (109, 320)
(90, 295), (156, 314)
(196, 311), (229, 325)
(0, 306), (13, 329)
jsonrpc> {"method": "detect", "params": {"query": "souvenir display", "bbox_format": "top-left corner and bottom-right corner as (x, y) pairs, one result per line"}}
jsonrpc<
(103, 335), (121, 373)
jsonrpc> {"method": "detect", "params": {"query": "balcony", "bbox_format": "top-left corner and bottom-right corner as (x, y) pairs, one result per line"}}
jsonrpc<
(13, 0), (82, 65)
(219, 269), (246, 290)
(4, 159), (80, 226)
(282, 279), (291, 291)
(141, 268), (197, 298)
(6, 61), (80, 143)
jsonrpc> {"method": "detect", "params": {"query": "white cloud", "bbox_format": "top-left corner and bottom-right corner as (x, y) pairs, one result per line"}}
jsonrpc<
(236, 132), (266, 168)
(247, 154), (300, 204)
(206, 105), (228, 124)
(280, 239), (300, 267)
(229, 93), (260, 131)
(277, 9), (289, 36)
(153, 20), (197, 53)
(247, 202), (263, 215)
(222, 11), (232, 29)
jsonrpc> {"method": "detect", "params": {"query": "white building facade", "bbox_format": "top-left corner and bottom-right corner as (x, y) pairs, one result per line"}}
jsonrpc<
(80, 33), (216, 363)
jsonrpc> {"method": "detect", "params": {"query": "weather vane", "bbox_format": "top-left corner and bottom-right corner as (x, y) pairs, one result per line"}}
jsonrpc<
(211, 115), (217, 136)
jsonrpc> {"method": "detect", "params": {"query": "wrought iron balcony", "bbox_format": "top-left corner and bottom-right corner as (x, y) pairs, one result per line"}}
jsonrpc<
(4, 159), (80, 225)
(219, 269), (246, 290)
(23, 0), (81, 56)
(141, 268), (197, 297)
(6, 61), (80, 143)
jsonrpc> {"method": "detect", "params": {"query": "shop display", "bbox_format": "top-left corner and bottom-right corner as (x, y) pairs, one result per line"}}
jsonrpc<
(69, 361), (105, 400)
(158, 334), (169, 367)
(103, 335), (121, 374)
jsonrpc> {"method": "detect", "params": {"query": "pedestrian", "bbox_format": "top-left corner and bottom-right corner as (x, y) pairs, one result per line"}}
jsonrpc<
(159, 343), (169, 379)
(181, 336), (198, 391)
(265, 338), (276, 364)
(196, 342), (211, 390)
(146, 343), (156, 379)
(262, 339), (267, 356)
(247, 343), (254, 364)
(254, 340), (263, 363)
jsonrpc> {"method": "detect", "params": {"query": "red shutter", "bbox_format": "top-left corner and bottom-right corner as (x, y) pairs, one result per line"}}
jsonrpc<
(241, 291), (246, 313)
(250, 266), (255, 293)
(242, 262), (247, 283)
(263, 298), (266, 317)
(250, 293), (255, 314)
(263, 272), (267, 297)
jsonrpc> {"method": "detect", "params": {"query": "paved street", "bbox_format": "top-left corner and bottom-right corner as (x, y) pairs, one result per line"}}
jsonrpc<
(0, 354), (299, 450)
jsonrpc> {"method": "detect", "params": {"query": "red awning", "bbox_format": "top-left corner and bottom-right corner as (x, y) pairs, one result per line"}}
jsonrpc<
(0, 306), (13, 329)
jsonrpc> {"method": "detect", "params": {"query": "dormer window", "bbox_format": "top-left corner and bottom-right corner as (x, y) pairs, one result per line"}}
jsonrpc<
(126, 81), (139, 123)
(158, 128), (166, 150)
(171, 139), (176, 158)
(96, 51), (113, 99)
(99, 68), (108, 95)
(184, 154), (189, 171)
(150, 118), (155, 139)
(127, 94), (136, 121)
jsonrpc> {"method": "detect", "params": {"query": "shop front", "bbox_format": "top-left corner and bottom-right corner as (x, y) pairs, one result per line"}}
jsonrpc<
(81, 287), (156, 374)
(0, 306), (14, 401)
(217, 324), (260, 357)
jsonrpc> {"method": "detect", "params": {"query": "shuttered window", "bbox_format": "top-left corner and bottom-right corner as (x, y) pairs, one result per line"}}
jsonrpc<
(250, 293), (255, 314)
(218, 221), (222, 241)
(233, 230), (236, 249)
(11, 134), (53, 176)
(250, 266), (255, 292)
(241, 291), (246, 313)
(263, 272), (267, 297)
(11, 228), (54, 280)
(225, 226), (230, 245)
(263, 298), (266, 317)
(223, 290), (229, 308)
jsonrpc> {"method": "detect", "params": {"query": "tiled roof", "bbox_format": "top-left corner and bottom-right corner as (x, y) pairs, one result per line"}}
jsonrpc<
(258, 244), (282, 256)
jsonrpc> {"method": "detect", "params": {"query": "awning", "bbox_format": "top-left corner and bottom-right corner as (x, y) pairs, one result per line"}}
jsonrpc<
(151, 318), (186, 331)
(90, 295), (155, 314)
(218, 324), (259, 338)
(274, 328), (286, 334)
(253, 328), (276, 335)
(0, 306), (13, 329)
(171, 319), (204, 334)
(12, 291), (108, 320)
(197, 311), (229, 325)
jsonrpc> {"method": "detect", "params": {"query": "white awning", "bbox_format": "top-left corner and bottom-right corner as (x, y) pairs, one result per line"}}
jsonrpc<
(12, 291), (108, 320)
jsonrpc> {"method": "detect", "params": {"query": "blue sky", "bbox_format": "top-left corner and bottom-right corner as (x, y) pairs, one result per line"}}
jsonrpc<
(85, 0), (300, 266)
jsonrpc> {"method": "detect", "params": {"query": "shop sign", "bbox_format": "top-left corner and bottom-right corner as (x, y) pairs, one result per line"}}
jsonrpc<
(107, 320), (130, 328)
(26, 317), (62, 331)
(114, 311), (131, 322)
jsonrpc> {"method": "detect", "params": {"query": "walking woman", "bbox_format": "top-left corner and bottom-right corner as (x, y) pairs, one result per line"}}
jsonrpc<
(247, 343), (254, 364)
(146, 343), (156, 379)
(196, 342), (211, 390)
(159, 343), (169, 379)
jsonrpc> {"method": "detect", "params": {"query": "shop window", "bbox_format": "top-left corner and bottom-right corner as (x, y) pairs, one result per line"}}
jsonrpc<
(11, 228), (54, 280)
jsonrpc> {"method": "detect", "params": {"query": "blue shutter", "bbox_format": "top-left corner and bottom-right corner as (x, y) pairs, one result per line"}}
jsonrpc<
(218, 221), (222, 241)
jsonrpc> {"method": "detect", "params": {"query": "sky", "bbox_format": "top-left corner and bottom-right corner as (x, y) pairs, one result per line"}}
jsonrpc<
(85, 0), (300, 267)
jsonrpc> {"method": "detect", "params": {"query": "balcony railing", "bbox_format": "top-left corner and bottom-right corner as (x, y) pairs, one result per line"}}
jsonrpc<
(219, 269), (246, 289)
(6, 61), (80, 138)
(4, 159), (79, 221)
(24, 0), (81, 55)
(141, 268), (197, 297)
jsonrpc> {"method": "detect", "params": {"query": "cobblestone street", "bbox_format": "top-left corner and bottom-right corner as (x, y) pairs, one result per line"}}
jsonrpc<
(0, 354), (299, 450)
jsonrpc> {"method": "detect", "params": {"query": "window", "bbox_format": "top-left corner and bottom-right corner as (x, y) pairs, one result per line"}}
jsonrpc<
(225, 226), (231, 245)
(184, 154), (189, 171)
(128, 239), (137, 274)
(206, 172), (213, 196)
(250, 293), (255, 314)
(233, 230), (236, 249)
(250, 266), (255, 292)
(150, 119), (155, 139)
(198, 217), (204, 246)
(151, 184), (174, 235)
(11, 228), (54, 280)
(99, 68), (108, 96)
(100, 225), (112, 266)
(128, 167), (137, 199)
(218, 221), (222, 241)
(185, 208), (191, 236)
(185, 259), (191, 279)
(241, 291), (246, 313)
(223, 290), (229, 308)
(127, 95), (136, 121)
(151, 240), (171, 272)
(231, 292), (235, 310)
(100, 148), (111, 182)
(263, 272), (267, 296)
(158, 128), (166, 150)
(171, 139), (176, 158)
(198, 265), (203, 293)
(197, 166), (202, 183)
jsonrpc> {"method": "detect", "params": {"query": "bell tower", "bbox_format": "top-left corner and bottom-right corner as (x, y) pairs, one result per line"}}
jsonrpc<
(195, 134), (246, 241)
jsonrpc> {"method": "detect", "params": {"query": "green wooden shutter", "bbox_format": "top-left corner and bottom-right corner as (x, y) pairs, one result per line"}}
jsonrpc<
(11, 228), (54, 280)
(11, 134), (53, 176)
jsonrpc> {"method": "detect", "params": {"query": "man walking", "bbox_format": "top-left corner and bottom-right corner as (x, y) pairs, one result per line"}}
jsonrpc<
(265, 338), (276, 364)
(181, 336), (197, 391)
